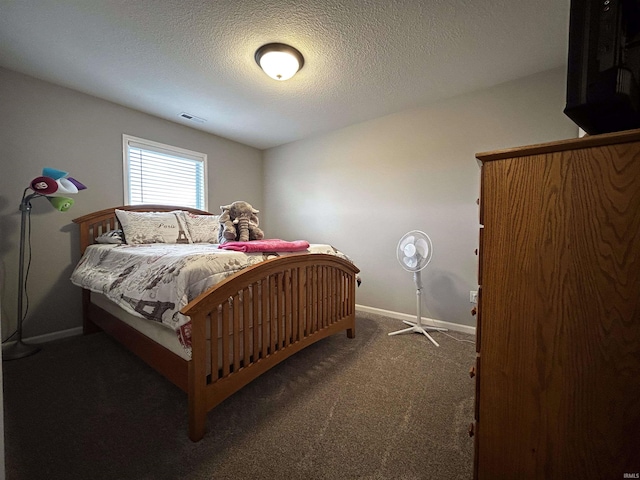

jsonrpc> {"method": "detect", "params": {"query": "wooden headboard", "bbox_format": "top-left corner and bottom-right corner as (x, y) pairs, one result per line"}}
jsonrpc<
(72, 204), (212, 255)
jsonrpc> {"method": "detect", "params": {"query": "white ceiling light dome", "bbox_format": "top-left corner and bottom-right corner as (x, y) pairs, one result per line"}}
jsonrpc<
(255, 43), (304, 81)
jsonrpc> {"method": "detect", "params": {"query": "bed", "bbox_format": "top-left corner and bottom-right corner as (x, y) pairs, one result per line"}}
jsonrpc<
(71, 204), (360, 441)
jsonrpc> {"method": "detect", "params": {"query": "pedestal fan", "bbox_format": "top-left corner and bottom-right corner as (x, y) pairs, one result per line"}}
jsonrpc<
(388, 230), (448, 347)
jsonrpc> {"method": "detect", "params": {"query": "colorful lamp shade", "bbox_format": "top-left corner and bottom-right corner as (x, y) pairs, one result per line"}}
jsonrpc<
(30, 176), (59, 195)
(48, 196), (75, 212)
(28, 167), (86, 208)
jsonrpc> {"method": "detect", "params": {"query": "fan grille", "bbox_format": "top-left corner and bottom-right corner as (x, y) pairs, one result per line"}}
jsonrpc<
(397, 230), (432, 272)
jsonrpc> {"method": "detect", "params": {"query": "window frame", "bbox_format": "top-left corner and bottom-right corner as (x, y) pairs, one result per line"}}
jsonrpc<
(122, 134), (208, 211)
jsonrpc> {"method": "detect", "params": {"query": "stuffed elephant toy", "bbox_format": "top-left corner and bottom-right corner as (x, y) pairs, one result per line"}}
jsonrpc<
(218, 201), (265, 243)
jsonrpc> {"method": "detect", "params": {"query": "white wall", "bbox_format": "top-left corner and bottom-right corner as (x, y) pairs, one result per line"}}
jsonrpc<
(0, 67), (263, 339)
(263, 67), (578, 327)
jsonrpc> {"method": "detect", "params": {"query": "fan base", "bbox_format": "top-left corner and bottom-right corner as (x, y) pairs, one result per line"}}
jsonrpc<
(388, 321), (448, 347)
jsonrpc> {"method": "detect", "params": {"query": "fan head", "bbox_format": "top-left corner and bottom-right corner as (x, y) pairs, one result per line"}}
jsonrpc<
(397, 230), (432, 272)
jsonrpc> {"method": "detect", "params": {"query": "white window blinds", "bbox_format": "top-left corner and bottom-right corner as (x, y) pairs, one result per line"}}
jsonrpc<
(123, 135), (207, 210)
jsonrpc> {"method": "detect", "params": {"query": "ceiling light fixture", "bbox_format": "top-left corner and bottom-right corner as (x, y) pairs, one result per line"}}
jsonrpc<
(255, 43), (304, 81)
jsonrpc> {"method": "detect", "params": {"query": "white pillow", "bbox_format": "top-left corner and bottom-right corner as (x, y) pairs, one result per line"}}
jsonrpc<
(184, 212), (220, 243)
(115, 209), (193, 245)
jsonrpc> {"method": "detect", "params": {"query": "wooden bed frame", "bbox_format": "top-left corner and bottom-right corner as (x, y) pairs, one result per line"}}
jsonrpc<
(72, 205), (359, 441)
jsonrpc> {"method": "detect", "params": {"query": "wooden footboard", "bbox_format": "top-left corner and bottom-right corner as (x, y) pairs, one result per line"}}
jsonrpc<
(183, 253), (358, 441)
(73, 205), (359, 442)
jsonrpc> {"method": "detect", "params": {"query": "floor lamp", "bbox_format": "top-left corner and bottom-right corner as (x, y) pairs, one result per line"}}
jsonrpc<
(2, 168), (86, 361)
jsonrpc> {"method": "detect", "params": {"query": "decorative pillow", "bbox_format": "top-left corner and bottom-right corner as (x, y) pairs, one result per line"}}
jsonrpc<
(95, 229), (124, 244)
(115, 209), (193, 245)
(184, 212), (220, 243)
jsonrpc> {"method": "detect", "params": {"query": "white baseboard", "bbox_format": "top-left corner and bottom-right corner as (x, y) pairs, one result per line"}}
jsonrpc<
(18, 307), (475, 344)
(22, 326), (83, 344)
(355, 304), (476, 336)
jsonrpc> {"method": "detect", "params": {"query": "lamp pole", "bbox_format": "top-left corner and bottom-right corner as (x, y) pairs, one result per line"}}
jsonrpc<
(2, 193), (42, 360)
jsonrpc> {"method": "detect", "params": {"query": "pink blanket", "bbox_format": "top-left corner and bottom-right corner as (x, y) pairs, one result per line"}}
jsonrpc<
(218, 239), (310, 253)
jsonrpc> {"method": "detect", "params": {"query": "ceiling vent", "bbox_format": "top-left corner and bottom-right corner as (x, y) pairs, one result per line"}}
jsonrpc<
(179, 112), (206, 123)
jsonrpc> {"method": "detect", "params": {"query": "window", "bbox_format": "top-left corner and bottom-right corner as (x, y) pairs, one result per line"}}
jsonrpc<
(123, 134), (207, 210)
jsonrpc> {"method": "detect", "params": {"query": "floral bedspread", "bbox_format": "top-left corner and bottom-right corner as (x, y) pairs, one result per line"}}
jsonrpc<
(70, 243), (355, 353)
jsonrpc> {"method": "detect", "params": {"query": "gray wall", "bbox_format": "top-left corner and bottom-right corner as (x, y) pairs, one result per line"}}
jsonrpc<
(0, 264), (4, 479)
(0, 65), (579, 340)
(263, 67), (578, 328)
(0, 67), (263, 339)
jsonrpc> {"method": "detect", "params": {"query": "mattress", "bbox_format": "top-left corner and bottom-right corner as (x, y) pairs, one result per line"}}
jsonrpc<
(92, 292), (190, 360)
(93, 292), (266, 372)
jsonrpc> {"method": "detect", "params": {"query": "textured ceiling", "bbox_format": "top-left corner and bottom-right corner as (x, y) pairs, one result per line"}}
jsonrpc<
(0, 0), (570, 149)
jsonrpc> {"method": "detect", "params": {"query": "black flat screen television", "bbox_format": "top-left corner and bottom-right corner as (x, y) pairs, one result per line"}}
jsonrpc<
(564, 0), (640, 134)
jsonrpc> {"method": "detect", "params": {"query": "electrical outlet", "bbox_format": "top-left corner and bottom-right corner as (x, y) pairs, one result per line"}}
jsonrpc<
(470, 290), (478, 303)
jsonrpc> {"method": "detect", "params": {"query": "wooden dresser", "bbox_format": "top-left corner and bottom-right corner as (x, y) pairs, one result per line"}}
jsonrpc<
(472, 129), (640, 479)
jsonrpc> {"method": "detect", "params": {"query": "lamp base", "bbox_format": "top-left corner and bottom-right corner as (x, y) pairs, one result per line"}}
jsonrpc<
(2, 340), (41, 361)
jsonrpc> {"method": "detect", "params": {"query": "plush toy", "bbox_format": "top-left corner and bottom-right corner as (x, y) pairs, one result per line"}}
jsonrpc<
(218, 201), (265, 243)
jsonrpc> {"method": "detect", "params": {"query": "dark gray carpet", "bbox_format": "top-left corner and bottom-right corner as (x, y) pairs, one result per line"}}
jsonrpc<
(3, 312), (476, 480)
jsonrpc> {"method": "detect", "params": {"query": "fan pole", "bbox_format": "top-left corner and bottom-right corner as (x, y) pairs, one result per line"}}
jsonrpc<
(388, 271), (448, 346)
(414, 272), (424, 327)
